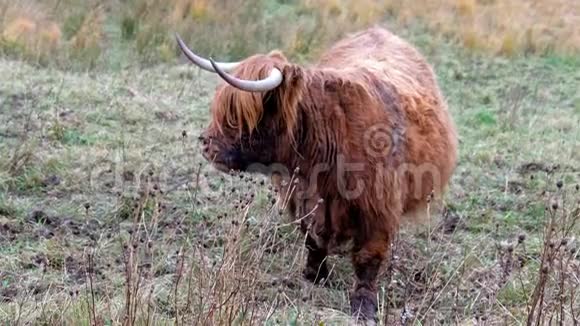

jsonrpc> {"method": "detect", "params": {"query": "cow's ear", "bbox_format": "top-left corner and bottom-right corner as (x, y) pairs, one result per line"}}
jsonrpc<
(277, 65), (304, 107)
(282, 65), (304, 88)
(265, 64), (304, 139)
(263, 65), (303, 108)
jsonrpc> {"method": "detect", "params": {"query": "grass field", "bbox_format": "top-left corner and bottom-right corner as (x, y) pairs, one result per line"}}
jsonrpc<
(1, 1), (580, 325)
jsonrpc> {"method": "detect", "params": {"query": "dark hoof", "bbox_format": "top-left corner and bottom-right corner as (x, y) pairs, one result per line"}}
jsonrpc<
(302, 263), (329, 285)
(350, 289), (378, 323)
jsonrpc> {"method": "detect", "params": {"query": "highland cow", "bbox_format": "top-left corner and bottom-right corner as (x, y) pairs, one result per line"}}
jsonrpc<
(177, 26), (458, 323)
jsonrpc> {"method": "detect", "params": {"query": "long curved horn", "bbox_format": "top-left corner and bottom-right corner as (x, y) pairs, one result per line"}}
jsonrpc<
(175, 33), (240, 73)
(209, 58), (283, 92)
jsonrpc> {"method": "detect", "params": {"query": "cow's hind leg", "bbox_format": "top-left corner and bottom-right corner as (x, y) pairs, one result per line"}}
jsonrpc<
(350, 238), (390, 323)
(303, 234), (329, 284)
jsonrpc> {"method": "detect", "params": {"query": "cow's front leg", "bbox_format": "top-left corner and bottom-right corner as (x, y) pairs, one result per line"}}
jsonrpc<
(303, 233), (329, 284)
(350, 237), (390, 323)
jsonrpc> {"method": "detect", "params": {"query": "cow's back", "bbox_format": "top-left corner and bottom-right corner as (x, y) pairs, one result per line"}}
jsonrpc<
(317, 27), (458, 222)
(316, 27), (436, 90)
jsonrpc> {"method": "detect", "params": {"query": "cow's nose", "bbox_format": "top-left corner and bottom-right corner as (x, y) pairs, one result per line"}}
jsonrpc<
(198, 134), (210, 146)
(198, 134), (212, 157)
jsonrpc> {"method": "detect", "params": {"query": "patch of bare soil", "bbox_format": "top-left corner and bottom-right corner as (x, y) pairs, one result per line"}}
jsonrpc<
(518, 161), (579, 175)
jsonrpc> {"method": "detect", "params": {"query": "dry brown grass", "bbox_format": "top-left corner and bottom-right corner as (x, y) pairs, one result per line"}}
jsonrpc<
(285, 0), (580, 57)
(118, 0), (580, 64)
(391, 0), (580, 56)
(69, 6), (104, 56)
(0, 0), (104, 67)
(0, 1), (61, 61)
(1, 0), (578, 69)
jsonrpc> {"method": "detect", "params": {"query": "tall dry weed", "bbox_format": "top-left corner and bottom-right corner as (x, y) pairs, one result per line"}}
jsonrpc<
(68, 5), (105, 67)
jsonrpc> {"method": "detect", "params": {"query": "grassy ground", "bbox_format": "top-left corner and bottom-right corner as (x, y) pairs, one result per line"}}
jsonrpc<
(1, 16), (580, 326)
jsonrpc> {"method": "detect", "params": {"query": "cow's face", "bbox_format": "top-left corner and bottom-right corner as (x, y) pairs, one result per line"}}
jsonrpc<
(198, 84), (282, 173)
(199, 96), (279, 172)
(175, 35), (300, 173)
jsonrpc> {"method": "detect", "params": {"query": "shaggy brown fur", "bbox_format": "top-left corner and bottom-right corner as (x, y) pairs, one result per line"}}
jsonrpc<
(198, 26), (458, 322)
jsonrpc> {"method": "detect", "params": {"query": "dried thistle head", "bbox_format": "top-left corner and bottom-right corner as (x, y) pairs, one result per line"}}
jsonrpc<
(506, 244), (514, 253)
(541, 266), (549, 274)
